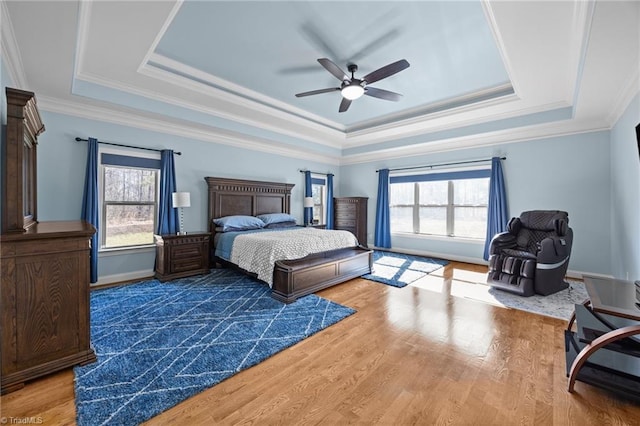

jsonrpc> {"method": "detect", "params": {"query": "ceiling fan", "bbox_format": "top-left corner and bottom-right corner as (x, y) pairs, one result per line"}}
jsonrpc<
(295, 58), (410, 112)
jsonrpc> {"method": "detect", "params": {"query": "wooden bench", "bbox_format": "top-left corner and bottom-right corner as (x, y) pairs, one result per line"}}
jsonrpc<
(272, 246), (373, 303)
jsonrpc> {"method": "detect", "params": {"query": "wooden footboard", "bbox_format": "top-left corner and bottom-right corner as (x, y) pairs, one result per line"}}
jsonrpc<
(272, 246), (373, 303)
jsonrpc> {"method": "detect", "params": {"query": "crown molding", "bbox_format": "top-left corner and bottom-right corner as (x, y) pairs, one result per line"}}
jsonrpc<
(137, 0), (184, 73)
(606, 69), (640, 126)
(37, 95), (341, 165)
(73, 0), (93, 80)
(568, 0), (596, 108)
(344, 84), (520, 146)
(76, 68), (345, 149)
(340, 117), (610, 165)
(0, 0), (28, 89)
(345, 83), (514, 134)
(72, 0), (344, 149)
(147, 53), (345, 132)
(481, 1), (521, 97)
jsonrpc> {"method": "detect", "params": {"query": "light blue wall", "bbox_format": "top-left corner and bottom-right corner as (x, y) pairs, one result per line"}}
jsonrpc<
(339, 130), (612, 275)
(610, 93), (640, 280)
(36, 111), (339, 280)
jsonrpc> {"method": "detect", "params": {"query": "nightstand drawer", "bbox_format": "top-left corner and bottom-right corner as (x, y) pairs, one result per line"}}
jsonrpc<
(171, 259), (204, 273)
(171, 244), (203, 260)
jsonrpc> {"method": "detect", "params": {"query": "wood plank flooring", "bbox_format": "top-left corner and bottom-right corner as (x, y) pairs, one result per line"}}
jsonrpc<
(2, 261), (640, 425)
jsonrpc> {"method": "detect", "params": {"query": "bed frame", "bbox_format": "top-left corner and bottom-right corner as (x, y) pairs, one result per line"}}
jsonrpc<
(205, 176), (372, 303)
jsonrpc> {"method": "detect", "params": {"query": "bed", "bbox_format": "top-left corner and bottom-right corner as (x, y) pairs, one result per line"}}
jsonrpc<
(205, 176), (372, 303)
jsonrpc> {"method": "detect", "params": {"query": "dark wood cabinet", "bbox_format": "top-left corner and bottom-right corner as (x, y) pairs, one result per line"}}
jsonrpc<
(2, 88), (44, 234)
(155, 232), (211, 281)
(334, 197), (368, 247)
(1, 88), (96, 394)
(1, 222), (97, 394)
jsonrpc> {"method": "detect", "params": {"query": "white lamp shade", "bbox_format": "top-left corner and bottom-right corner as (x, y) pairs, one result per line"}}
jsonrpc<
(303, 197), (314, 208)
(172, 192), (191, 208)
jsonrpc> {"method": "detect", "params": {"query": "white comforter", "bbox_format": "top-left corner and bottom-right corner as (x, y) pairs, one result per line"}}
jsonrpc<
(230, 227), (358, 286)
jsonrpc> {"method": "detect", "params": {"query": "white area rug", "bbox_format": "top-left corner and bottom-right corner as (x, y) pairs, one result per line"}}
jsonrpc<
(411, 269), (587, 321)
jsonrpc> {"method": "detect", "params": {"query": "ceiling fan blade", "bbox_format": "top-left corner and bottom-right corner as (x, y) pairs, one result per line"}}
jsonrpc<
(318, 58), (350, 82)
(362, 59), (410, 85)
(301, 22), (342, 63)
(364, 86), (403, 102)
(349, 28), (401, 63)
(339, 97), (352, 113)
(295, 87), (340, 97)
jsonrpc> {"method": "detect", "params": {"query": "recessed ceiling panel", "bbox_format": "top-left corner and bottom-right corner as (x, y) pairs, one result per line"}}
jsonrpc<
(154, 1), (510, 127)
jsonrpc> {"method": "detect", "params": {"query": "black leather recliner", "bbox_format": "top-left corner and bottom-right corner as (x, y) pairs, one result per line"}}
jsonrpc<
(487, 210), (573, 297)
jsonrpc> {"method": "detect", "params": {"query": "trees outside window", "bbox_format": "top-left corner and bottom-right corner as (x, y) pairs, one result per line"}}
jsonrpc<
(100, 153), (160, 249)
(390, 172), (489, 239)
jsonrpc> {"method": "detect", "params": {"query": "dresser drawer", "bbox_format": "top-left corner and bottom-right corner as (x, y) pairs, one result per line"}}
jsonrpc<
(336, 226), (356, 234)
(335, 219), (356, 228)
(335, 204), (355, 212)
(335, 209), (356, 220)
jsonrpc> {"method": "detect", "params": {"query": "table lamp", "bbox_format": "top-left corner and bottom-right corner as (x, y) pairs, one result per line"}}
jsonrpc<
(304, 196), (314, 225)
(172, 191), (191, 235)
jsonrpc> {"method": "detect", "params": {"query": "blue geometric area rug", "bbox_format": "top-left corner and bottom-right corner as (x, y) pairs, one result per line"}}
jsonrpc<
(74, 269), (355, 426)
(362, 250), (449, 288)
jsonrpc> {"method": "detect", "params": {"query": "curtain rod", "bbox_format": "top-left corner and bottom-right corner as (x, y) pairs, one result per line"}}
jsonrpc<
(299, 169), (334, 176)
(376, 157), (505, 173)
(75, 137), (182, 156)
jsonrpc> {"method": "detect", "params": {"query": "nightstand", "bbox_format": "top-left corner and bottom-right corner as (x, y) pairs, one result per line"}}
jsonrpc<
(154, 231), (211, 282)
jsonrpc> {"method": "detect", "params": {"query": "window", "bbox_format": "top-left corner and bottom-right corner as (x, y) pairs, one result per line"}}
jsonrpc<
(311, 175), (326, 225)
(99, 152), (160, 250)
(389, 169), (490, 239)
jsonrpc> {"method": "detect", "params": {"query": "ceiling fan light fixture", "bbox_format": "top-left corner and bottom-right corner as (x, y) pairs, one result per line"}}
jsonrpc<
(341, 84), (365, 100)
(295, 58), (409, 112)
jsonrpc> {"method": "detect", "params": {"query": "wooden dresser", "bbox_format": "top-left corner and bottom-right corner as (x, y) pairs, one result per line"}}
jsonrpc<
(155, 232), (211, 282)
(334, 197), (368, 247)
(1, 222), (97, 394)
(1, 88), (96, 394)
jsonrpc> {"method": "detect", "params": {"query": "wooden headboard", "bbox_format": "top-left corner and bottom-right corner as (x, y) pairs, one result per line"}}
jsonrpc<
(205, 177), (295, 234)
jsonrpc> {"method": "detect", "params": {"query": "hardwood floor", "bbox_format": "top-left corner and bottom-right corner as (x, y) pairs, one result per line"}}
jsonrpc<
(2, 261), (639, 425)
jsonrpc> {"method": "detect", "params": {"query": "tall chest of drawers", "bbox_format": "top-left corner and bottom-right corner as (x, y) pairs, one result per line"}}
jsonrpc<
(334, 197), (368, 247)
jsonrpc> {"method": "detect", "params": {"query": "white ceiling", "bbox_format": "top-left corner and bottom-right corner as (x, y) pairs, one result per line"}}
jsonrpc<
(2, 1), (639, 164)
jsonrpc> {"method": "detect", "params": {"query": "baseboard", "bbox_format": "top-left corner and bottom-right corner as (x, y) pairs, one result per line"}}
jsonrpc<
(94, 270), (155, 287)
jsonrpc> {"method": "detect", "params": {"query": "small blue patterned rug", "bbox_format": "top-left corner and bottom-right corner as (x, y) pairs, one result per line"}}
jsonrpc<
(362, 250), (449, 287)
(74, 269), (355, 426)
